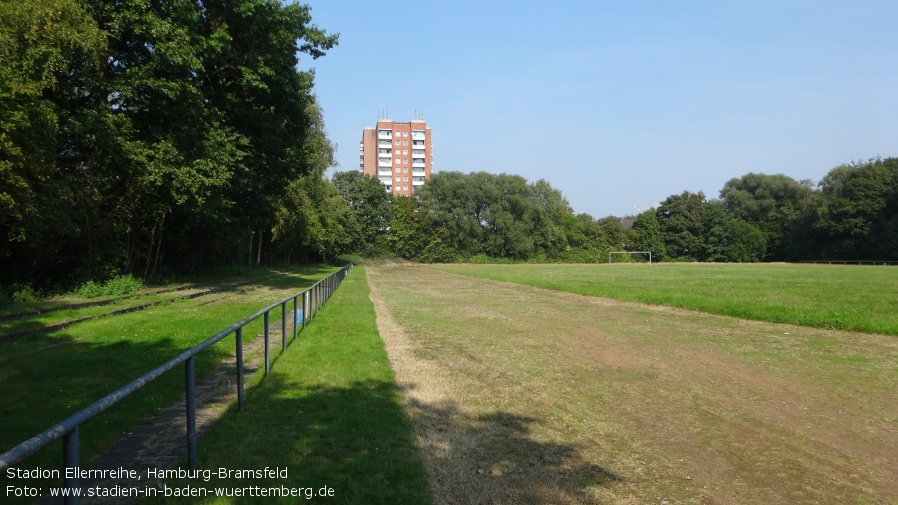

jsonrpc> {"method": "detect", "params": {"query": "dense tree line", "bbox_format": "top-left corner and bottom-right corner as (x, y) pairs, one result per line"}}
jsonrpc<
(332, 157), (898, 264)
(2, 1), (895, 292)
(1, 0), (337, 288)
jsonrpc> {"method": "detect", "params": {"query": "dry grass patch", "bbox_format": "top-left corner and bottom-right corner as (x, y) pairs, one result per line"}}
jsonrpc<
(367, 264), (898, 505)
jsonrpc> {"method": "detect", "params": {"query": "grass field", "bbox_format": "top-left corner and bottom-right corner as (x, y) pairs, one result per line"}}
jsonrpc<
(432, 263), (898, 335)
(367, 263), (898, 504)
(3, 261), (897, 504)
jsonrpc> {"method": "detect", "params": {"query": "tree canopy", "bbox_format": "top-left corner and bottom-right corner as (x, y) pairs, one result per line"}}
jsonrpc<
(720, 173), (815, 261)
(373, 158), (896, 265)
(1, 0), (337, 286)
(414, 171), (575, 260)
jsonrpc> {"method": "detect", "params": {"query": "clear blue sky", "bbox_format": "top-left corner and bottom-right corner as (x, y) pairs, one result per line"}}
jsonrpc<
(302, 0), (897, 218)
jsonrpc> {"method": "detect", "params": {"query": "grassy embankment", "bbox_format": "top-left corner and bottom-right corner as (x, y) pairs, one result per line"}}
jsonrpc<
(0, 266), (336, 481)
(433, 262), (898, 335)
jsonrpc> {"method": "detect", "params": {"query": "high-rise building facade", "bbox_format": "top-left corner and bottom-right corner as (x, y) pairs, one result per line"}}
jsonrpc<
(360, 118), (432, 195)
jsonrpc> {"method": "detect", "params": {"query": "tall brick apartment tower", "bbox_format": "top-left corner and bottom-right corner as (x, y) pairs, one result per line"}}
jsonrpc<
(360, 116), (432, 195)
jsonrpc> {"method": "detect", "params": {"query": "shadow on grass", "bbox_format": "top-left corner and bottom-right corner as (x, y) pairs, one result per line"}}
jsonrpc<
(215, 264), (338, 293)
(154, 375), (622, 505)
(0, 330), (234, 505)
(403, 394), (624, 504)
(149, 377), (430, 505)
(0, 264), (336, 336)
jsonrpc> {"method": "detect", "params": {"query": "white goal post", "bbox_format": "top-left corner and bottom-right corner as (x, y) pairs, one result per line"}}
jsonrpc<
(608, 251), (653, 264)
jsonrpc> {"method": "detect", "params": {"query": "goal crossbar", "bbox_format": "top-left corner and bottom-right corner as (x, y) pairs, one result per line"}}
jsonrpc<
(608, 251), (653, 264)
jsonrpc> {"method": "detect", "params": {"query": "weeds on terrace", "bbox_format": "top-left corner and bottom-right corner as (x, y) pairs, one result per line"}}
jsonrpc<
(73, 275), (144, 299)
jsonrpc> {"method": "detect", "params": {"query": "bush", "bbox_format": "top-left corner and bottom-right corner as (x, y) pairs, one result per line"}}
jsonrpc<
(74, 280), (104, 298)
(104, 274), (143, 296)
(557, 247), (604, 264)
(74, 275), (143, 299)
(461, 253), (517, 264)
(11, 285), (38, 303)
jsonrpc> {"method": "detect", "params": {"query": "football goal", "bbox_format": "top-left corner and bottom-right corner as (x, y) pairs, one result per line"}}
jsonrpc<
(608, 251), (653, 264)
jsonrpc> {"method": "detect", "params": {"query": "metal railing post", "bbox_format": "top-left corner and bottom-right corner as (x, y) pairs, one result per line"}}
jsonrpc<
(236, 327), (244, 412)
(185, 356), (197, 469)
(63, 427), (80, 505)
(263, 312), (270, 376)
(281, 302), (286, 351)
(292, 296), (298, 340)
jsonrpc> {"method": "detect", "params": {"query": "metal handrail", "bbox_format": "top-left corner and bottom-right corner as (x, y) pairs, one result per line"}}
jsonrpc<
(0, 264), (352, 503)
(799, 259), (893, 266)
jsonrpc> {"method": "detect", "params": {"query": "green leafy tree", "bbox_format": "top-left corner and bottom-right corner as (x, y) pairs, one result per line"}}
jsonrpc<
(631, 210), (666, 261)
(0, 0), (108, 283)
(816, 158), (898, 259)
(1, 0), (338, 287)
(416, 171), (573, 260)
(656, 191), (707, 261)
(331, 170), (393, 255)
(271, 96), (337, 262)
(702, 201), (766, 262)
(719, 173), (816, 261)
(387, 195), (428, 259)
(596, 216), (629, 256)
(172, 1), (338, 269)
(560, 213), (618, 263)
(415, 171), (484, 257)
(480, 173), (535, 259)
(529, 179), (573, 258)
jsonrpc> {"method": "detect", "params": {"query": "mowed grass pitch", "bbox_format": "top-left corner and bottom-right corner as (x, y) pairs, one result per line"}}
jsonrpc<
(367, 263), (898, 504)
(433, 263), (898, 336)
